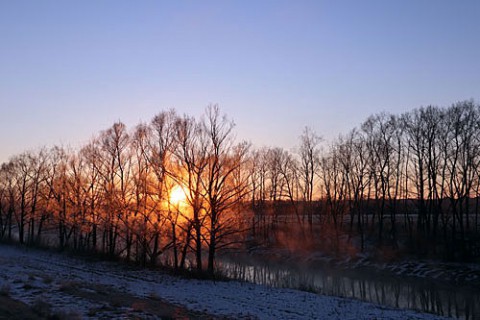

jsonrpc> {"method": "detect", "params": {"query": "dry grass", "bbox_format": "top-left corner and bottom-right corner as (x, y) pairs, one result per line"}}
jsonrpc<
(0, 283), (11, 296)
(31, 297), (53, 317)
(0, 295), (44, 320)
(58, 280), (78, 292)
(30, 297), (82, 320)
(22, 282), (35, 290)
(60, 281), (214, 319)
(42, 274), (53, 284)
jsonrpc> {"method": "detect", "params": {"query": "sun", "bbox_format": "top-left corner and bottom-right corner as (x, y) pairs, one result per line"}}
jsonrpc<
(170, 185), (186, 205)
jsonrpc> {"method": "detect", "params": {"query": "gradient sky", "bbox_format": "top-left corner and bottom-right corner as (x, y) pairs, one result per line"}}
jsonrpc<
(1, 1), (479, 163)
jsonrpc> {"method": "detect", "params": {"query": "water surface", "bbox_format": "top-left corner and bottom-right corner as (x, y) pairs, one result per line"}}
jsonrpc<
(218, 255), (478, 319)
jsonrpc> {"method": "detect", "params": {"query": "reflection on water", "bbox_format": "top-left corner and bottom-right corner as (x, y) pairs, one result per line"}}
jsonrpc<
(219, 256), (478, 319)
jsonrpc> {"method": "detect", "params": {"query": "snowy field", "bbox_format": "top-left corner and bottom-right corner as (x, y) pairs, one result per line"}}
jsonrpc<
(0, 244), (448, 319)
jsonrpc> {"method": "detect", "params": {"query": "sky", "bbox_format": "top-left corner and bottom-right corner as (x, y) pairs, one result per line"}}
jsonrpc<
(1, 1), (479, 164)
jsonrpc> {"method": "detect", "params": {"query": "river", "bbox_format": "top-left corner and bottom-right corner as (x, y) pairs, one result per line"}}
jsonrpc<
(218, 255), (479, 319)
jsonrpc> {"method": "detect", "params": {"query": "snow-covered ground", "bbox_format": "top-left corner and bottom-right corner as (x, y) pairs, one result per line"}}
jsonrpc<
(0, 244), (448, 319)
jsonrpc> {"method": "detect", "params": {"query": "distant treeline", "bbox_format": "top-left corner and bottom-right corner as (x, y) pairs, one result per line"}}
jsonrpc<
(249, 99), (480, 260)
(0, 101), (479, 275)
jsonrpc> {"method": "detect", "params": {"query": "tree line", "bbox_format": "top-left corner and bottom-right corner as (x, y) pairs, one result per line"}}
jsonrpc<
(248, 100), (480, 260)
(0, 106), (250, 275)
(1, 101), (479, 276)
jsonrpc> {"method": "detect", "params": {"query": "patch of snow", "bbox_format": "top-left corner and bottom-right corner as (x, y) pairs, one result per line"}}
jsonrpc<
(0, 244), (448, 319)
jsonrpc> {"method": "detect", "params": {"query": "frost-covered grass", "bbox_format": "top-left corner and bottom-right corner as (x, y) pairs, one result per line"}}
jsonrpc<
(0, 243), (448, 319)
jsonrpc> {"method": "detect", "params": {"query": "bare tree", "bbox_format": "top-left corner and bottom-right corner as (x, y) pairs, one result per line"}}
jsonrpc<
(202, 105), (250, 275)
(299, 126), (321, 231)
(98, 122), (132, 256)
(171, 113), (209, 271)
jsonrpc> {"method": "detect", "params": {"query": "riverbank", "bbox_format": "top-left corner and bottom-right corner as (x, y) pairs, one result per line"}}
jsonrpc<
(240, 245), (480, 289)
(0, 243), (446, 319)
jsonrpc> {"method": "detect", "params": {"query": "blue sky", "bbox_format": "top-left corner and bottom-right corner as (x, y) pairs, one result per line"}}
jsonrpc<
(1, 1), (479, 163)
